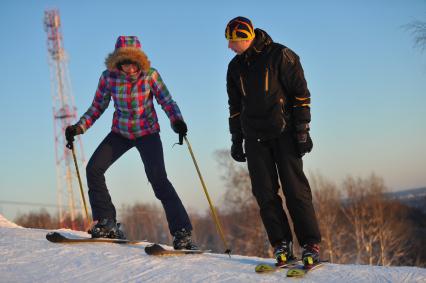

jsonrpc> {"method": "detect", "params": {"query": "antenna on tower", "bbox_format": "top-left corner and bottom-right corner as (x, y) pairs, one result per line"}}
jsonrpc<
(43, 9), (89, 230)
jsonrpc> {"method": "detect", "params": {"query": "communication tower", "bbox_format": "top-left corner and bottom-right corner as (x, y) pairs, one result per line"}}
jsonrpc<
(43, 9), (88, 229)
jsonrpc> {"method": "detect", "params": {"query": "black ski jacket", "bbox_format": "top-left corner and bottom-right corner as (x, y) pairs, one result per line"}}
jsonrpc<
(227, 29), (311, 142)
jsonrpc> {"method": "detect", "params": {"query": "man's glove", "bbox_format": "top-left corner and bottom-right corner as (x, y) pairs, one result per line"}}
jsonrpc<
(65, 124), (83, 143)
(230, 134), (246, 162)
(294, 123), (313, 157)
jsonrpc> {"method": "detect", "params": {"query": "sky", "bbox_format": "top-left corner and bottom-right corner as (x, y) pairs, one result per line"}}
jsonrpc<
(0, 0), (425, 220)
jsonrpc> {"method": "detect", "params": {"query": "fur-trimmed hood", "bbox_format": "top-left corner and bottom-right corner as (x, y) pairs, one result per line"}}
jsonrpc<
(105, 36), (151, 72)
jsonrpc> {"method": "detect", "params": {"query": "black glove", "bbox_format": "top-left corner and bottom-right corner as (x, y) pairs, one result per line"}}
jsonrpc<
(294, 123), (313, 157)
(172, 120), (188, 145)
(230, 134), (246, 162)
(172, 120), (188, 136)
(65, 124), (83, 143)
(231, 142), (246, 162)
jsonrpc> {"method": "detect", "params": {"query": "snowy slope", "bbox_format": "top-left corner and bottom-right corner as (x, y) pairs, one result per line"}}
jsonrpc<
(1, 215), (425, 283)
(0, 214), (21, 228)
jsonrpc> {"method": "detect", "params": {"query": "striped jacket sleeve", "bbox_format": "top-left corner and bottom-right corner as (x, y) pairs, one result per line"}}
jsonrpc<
(149, 69), (183, 123)
(280, 48), (311, 125)
(77, 72), (111, 132)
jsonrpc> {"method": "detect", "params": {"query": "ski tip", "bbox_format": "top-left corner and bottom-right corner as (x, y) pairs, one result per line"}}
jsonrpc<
(255, 264), (275, 273)
(144, 243), (165, 255)
(144, 243), (208, 255)
(287, 268), (306, 277)
(46, 231), (66, 242)
(146, 243), (162, 249)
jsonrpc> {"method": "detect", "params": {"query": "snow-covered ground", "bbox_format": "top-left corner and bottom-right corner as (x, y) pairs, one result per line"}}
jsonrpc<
(0, 214), (21, 228)
(1, 214), (425, 283)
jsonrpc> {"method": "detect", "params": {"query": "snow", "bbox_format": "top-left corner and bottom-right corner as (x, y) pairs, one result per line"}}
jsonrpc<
(0, 214), (21, 228)
(1, 214), (425, 283)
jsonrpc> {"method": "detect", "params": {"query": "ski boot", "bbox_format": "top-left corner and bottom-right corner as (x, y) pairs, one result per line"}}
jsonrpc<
(302, 243), (320, 269)
(273, 240), (296, 267)
(88, 218), (125, 239)
(173, 228), (199, 250)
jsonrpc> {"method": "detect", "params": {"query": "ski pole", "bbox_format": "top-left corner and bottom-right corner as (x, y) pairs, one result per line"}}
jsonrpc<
(66, 140), (91, 227)
(182, 135), (232, 256)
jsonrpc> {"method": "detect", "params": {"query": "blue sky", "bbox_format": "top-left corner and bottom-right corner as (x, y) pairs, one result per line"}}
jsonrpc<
(0, 0), (425, 220)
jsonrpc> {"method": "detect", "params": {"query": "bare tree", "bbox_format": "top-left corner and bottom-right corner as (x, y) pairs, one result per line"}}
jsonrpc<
(311, 174), (348, 263)
(215, 150), (255, 213)
(340, 174), (414, 265)
(120, 203), (170, 244)
(377, 202), (411, 266)
(190, 210), (222, 252)
(215, 150), (270, 257)
(15, 209), (58, 229)
(406, 19), (426, 52)
(14, 209), (87, 231)
(341, 176), (368, 264)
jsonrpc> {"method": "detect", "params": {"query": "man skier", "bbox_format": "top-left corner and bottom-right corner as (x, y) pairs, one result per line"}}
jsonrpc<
(65, 36), (198, 250)
(225, 17), (321, 267)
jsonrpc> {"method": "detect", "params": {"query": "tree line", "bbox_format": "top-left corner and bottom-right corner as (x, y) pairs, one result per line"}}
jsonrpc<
(14, 150), (425, 267)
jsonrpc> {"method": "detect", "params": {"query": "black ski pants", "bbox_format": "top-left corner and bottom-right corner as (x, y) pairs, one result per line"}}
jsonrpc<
(245, 130), (321, 247)
(86, 131), (192, 235)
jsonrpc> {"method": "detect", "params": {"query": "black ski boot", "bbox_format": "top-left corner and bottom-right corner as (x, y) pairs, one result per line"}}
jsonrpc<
(273, 240), (296, 266)
(173, 228), (199, 250)
(88, 218), (125, 239)
(302, 243), (320, 269)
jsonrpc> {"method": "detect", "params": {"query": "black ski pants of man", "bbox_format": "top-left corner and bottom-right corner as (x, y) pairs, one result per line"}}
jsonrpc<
(244, 129), (321, 247)
(86, 131), (192, 235)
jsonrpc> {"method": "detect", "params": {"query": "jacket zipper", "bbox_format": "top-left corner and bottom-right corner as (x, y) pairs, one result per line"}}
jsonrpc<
(240, 75), (247, 96)
(280, 98), (285, 114)
(265, 68), (269, 95)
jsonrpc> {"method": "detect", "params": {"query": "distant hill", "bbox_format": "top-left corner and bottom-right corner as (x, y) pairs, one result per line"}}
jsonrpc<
(386, 187), (426, 213)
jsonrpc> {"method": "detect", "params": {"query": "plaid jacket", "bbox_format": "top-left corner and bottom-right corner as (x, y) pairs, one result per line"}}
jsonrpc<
(78, 68), (183, 139)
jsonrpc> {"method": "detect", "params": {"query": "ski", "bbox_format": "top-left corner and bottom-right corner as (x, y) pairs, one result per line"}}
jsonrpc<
(286, 261), (326, 277)
(255, 259), (301, 273)
(46, 231), (146, 245)
(144, 243), (209, 256)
